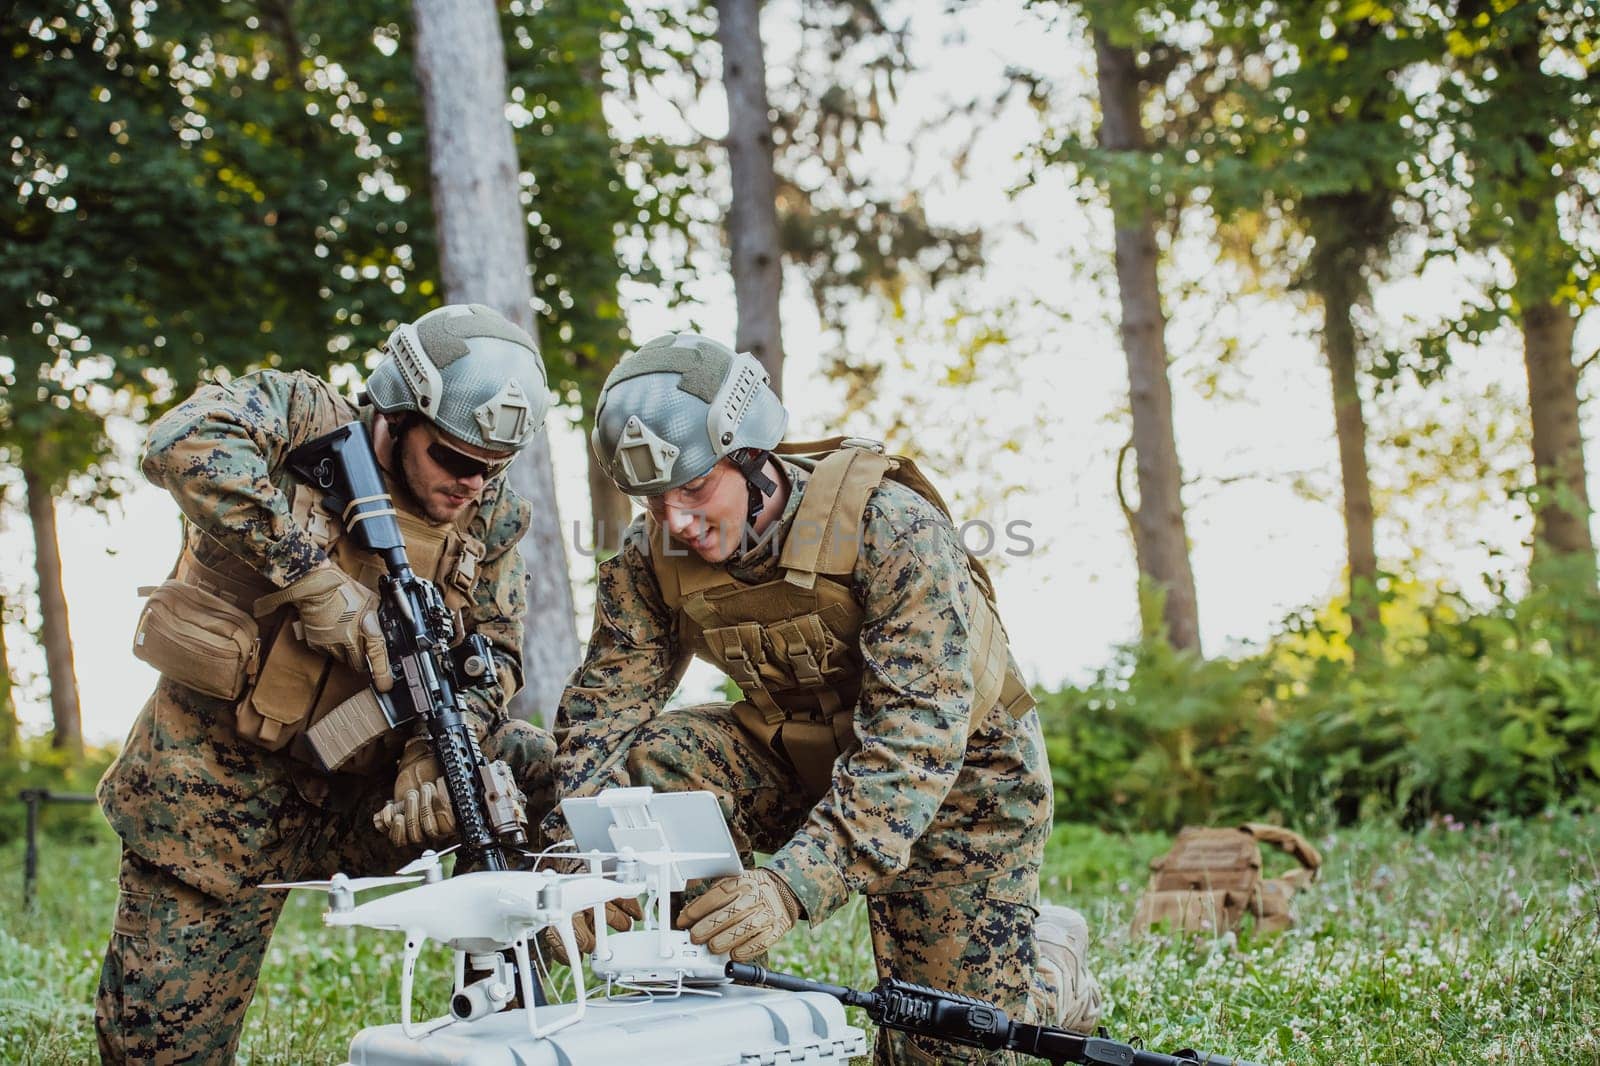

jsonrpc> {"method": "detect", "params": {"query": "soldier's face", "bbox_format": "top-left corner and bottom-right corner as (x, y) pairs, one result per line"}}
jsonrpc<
(398, 422), (508, 522)
(644, 460), (746, 563)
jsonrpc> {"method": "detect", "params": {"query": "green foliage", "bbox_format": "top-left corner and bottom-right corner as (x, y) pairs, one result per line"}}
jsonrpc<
(1040, 639), (1270, 831)
(1041, 563), (1600, 830)
(1433, 2), (1600, 315)
(764, 3), (987, 340)
(2, 0), (697, 501)
(0, 733), (117, 846)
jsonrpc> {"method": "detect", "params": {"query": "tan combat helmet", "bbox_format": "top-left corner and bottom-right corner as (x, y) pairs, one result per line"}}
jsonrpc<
(592, 333), (788, 508)
(366, 304), (550, 452)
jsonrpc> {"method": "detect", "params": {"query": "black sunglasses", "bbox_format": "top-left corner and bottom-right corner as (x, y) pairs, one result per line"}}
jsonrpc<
(426, 440), (512, 480)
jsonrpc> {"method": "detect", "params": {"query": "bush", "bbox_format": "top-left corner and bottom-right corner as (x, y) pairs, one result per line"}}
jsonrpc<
(1038, 641), (1268, 830)
(1038, 564), (1600, 831)
(0, 735), (117, 846)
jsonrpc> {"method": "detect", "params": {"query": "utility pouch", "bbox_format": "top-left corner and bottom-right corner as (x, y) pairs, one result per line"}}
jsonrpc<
(132, 580), (260, 700)
(235, 622), (329, 752)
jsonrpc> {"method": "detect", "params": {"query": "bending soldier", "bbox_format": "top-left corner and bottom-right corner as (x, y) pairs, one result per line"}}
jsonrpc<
(550, 333), (1103, 1065)
(96, 304), (557, 1064)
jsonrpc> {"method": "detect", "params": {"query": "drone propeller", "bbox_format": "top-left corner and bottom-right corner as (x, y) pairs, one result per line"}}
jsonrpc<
(396, 845), (461, 876)
(262, 873), (422, 893)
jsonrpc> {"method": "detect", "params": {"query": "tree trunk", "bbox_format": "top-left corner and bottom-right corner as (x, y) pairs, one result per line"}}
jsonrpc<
(1317, 269), (1381, 654)
(1522, 299), (1594, 571)
(0, 590), (18, 754)
(1093, 32), (1202, 654)
(715, 0), (786, 396)
(411, 0), (579, 726)
(586, 447), (633, 559)
(24, 468), (82, 756)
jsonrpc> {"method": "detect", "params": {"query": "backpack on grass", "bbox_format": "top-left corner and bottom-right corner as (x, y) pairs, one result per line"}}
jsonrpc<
(1130, 823), (1322, 936)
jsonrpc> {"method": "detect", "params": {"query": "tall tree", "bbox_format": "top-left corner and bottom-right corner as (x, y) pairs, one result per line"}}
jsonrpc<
(6, 0), (683, 738)
(5, 1), (438, 749)
(0, 584), (20, 754)
(1091, 25), (1203, 653)
(714, 0), (787, 393)
(1182, 0), (1429, 657)
(1027, 0), (1210, 651)
(411, 0), (580, 724)
(22, 470), (80, 754)
(1439, 1), (1599, 578)
(493, 0), (702, 557)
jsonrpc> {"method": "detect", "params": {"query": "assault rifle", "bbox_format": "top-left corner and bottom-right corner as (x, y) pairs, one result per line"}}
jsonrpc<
(286, 422), (527, 873)
(726, 963), (1261, 1066)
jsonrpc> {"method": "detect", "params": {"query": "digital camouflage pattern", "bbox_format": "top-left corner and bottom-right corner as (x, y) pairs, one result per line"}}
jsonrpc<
(131, 368), (531, 726)
(867, 871), (1062, 1065)
(96, 369), (552, 1063)
(549, 459), (1055, 1064)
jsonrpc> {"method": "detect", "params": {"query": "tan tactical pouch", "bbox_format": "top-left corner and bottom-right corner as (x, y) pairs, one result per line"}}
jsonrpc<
(131, 580), (261, 701)
(1130, 823), (1322, 936)
(234, 482), (481, 757)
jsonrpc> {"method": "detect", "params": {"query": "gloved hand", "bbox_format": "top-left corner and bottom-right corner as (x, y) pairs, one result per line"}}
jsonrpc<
(373, 737), (455, 847)
(677, 868), (800, 962)
(262, 564), (392, 691)
(541, 897), (644, 966)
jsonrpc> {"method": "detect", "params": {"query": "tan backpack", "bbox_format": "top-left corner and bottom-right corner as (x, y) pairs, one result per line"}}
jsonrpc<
(1130, 823), (1322, 936)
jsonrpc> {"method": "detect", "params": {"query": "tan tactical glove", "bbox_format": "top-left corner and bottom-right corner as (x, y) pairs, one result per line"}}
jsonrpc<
(541, 897), (645, 966)
(373, 730), (527, 848)
(261, 564), (392, 691)
(677, 868), (800, 962)
(374, 738), (456, 847)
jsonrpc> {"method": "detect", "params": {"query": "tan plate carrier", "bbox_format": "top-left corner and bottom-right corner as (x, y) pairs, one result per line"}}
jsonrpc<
(644, 436), (1036, 797)
(1130, 823), (1323, 936)
(134, 479), (485, 776)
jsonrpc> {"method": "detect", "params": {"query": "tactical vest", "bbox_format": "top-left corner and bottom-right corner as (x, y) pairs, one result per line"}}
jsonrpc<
(155, 475), (485, 776)
(645, 437), (1035, 796)
(1130, 824), (1323, 937)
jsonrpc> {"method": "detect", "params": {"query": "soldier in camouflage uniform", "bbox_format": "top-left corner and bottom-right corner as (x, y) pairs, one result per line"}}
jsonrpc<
(549, 334), (1103, 1065)
(96, 304), (556, 1065)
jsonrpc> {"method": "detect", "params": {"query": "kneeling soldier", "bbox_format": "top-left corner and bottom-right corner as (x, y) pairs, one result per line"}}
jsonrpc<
(549, 333), (1102, 1065)
(97, 305), (556, 1064)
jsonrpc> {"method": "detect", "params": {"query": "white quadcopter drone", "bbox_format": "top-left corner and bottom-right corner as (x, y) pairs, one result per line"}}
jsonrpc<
(265, 786), (741, 1039)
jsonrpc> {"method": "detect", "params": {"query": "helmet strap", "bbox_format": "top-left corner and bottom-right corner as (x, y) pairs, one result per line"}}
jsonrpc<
(733, 450), (778, 528)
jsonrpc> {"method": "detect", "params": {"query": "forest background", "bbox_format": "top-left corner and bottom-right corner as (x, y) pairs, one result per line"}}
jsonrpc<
(4, 0), (1600, 845)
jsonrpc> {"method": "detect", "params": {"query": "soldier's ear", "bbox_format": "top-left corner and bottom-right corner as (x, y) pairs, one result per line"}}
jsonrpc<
(373, 412), (410, 464)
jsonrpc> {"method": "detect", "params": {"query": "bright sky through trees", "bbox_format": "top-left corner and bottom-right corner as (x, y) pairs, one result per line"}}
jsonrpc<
(3, 0), (1594, 743)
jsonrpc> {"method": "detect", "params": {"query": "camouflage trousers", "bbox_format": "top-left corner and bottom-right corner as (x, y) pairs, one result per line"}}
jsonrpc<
(620, 702), (1061, 1066)
(95, 717), (555, 1066)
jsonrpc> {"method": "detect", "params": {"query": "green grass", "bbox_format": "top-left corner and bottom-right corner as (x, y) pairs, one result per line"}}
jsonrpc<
(2, 810), (1596, 1064)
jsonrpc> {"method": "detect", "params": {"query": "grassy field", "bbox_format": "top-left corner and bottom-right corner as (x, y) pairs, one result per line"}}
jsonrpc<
(2, 808), (1596, 1064)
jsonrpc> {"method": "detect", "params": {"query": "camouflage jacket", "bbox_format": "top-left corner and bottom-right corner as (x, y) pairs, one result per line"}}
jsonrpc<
(550, 459), (1052, 923)
(100, 370), (531, 893)
(139, 368), (531, 723)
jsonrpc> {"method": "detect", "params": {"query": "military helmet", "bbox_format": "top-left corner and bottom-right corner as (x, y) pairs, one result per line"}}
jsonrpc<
(592, 333), (787, 495)
(366, 303), (549, 452)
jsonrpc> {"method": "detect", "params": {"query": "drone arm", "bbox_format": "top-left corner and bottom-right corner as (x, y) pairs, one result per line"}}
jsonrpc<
(587, 852), (610, 961)
(521, 926), (586, 1039)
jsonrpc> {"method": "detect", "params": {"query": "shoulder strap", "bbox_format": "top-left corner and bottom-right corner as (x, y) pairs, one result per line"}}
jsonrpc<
(1243, 822), (1323, 888)
(778, 447), (892, 587)
(883, 452), (999, 606)
(772, 435), (856, 460)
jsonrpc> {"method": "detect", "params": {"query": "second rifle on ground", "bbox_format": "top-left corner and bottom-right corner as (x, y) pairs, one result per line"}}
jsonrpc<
(727, 962), (1261, 1066)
